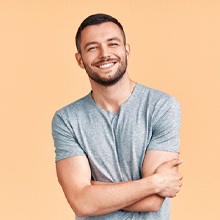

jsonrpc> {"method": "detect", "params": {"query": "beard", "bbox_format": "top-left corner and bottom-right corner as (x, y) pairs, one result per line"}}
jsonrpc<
(82, 56), (128, 87)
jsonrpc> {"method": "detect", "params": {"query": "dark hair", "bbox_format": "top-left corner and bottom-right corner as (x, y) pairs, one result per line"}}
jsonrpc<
(75, 13), (126, 53)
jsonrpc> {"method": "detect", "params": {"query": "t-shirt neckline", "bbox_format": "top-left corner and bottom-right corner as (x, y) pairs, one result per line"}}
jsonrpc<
(88, 83), (140, 115)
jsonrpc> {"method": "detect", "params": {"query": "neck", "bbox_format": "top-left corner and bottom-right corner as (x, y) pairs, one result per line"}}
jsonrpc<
(90, 73), (136, 112)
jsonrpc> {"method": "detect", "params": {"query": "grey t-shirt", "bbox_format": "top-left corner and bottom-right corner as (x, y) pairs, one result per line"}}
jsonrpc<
(52, 83), (181, 220)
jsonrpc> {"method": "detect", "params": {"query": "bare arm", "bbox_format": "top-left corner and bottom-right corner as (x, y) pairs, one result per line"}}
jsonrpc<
(56, 155), (182, 217)
(92, 150), (182, 212)
(56, 156), (158, 217)
(123, 150), (181, 212)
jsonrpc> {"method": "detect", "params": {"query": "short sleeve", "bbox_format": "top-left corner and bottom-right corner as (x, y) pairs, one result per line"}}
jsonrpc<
(52, 111), (86, 162)
(148, 96), (181, 153)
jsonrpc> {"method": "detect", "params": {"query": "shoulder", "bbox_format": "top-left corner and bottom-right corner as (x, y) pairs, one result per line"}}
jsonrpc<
(54, 93), (92, 120)
(136, 83), (180, 109)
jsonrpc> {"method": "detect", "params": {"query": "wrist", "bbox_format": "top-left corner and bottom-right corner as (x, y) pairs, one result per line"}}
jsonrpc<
(148, 174), (161, 194)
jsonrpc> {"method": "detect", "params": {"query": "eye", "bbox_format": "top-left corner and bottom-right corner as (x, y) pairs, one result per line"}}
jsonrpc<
(109, 43), (119, 47)
(88, 46), (97, 51)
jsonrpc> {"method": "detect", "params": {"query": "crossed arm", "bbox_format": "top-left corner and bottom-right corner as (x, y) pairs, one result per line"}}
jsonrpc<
(92, 150), (180, 212)
(56, 150), (182, 217)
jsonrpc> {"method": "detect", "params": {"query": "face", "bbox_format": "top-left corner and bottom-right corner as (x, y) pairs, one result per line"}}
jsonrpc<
(75, 22), (130, 87)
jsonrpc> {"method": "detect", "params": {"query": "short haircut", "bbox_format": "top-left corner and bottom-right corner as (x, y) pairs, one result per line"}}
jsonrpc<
(75, 13), (126, 53)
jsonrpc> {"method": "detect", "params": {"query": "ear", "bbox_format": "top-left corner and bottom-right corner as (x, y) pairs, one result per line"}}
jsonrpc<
(75, 53), (85, 69)
(125, 44), (130, 59)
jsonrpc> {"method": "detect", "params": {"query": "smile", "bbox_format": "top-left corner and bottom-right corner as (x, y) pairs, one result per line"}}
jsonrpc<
(93, 58), (119, 69)
(98, 62), (115, 69)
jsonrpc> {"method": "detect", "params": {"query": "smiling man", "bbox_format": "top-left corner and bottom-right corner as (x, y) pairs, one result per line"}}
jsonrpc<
(75, 21), (129, 88)
(52, 14), (183, 220)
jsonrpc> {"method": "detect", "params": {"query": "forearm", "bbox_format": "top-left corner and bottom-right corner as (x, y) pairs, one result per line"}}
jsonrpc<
(122, 195), (165, 212)
(57, 155), (182, 217)
(67, 176), (158, 217)
(91, 181), (165, 212)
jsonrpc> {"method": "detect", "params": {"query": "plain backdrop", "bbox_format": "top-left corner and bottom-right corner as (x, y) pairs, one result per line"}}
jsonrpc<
(1, 0), (220, 219)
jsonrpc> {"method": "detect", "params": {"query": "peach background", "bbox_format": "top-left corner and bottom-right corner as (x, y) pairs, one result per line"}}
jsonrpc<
(1, 0), (220, 219)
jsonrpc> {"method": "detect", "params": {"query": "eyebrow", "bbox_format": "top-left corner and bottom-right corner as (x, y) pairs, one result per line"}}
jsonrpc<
(107, 37), (122, 42)
(84, 37), (122, 50)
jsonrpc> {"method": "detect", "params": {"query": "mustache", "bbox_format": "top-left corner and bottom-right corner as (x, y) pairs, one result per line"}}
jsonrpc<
(92, 58), (119, 66)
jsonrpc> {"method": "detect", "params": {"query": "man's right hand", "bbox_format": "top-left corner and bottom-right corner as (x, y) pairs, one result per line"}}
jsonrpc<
(152, 158), (183, 198)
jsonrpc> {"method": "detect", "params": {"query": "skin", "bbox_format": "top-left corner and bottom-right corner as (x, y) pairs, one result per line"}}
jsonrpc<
(56, 22), (183, 217)
(75, 22), (133, 112)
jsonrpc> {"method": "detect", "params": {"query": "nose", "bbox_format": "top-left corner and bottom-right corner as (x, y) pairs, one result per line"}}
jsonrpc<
(99, 45), (110, 59)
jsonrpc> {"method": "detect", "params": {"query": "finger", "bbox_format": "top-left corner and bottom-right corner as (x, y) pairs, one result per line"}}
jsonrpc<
(168, 158), (183, 168)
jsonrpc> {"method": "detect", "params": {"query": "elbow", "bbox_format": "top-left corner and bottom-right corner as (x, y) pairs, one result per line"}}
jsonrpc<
(69, 202), (90, 217)
(149, 202), (161, 212)
(71, 205), (89, 217)
(148, 198), (164, 212)
(71, 205), (84, 217)
(72, 207), (100, 217)
(69, 200), (99, 217)
(62, 186), (100, 217)
(73, 209), (88, 218)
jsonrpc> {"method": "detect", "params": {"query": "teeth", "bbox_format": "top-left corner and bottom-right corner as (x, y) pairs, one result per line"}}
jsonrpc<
(99, 63), (114, 69)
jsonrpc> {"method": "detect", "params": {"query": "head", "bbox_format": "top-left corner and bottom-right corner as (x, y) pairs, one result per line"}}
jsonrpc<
(75, 13), (126, 54)
(75, 14), (130, 87)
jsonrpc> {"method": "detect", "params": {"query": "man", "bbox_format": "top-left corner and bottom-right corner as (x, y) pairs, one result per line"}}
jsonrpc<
(52, 13), (183, 219)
